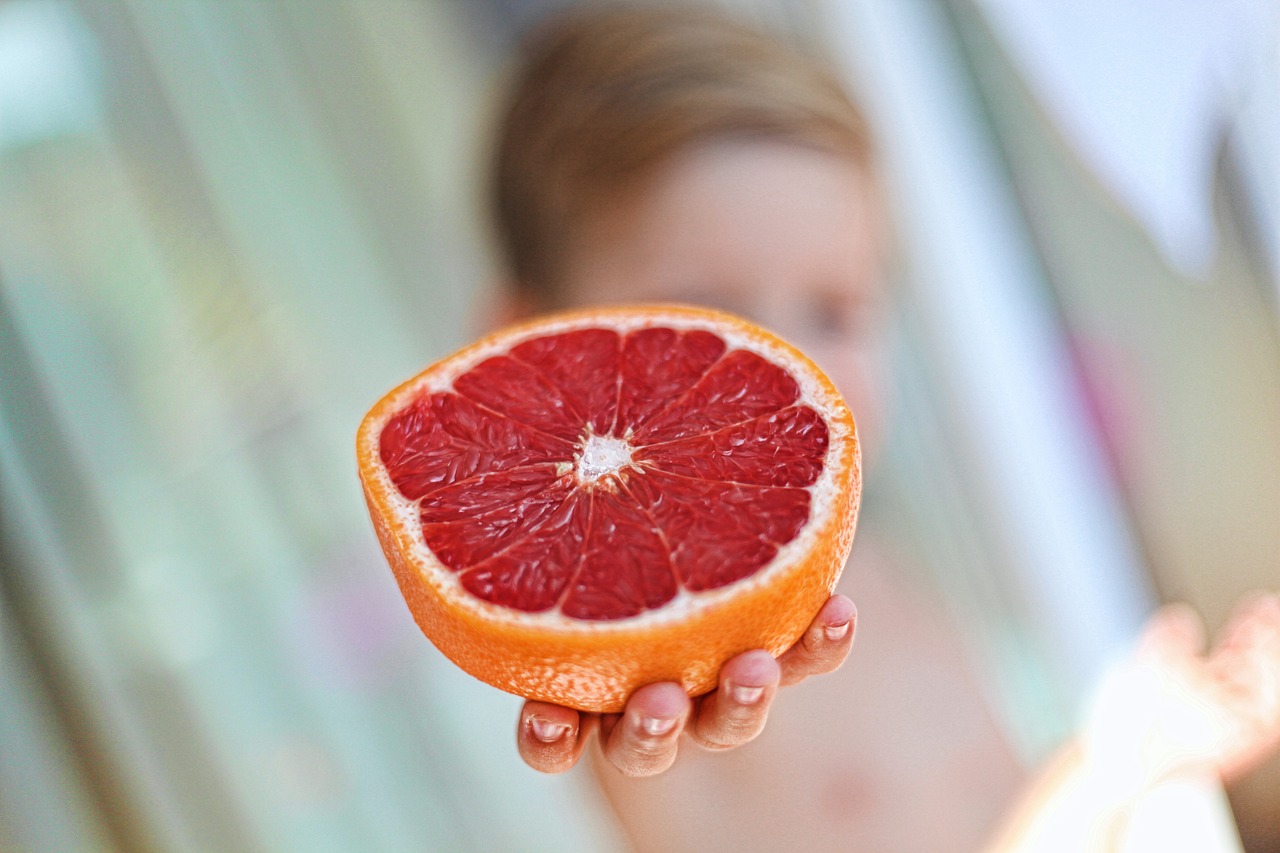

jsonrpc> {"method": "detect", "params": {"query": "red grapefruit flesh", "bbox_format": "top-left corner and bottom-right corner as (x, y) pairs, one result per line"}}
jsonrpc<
(358, 305), (860, 711)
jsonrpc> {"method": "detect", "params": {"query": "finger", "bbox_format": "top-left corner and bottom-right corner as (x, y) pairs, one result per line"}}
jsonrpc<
(1212, 591), (1280, 657)
(1136, 602), (1206, 662)
(517, 701), (592, 774)
(778, 595), (856, 686)
(1210, 591), (1280, 717)
(601, 682), (690, 777)
(689, 649), (780, 750)
(1208, 592), (1280, 781)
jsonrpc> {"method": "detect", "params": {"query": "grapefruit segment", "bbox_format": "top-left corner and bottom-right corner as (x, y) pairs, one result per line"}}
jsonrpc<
(419, 465), (571, 569)
(459, 490), (590, 612)
(564, 490), (680, 620)
(380, 393), (571, 501)
(510, 328), (621, 434)
(357, 304), (861, 712)
(616, 327), (727, 431)
(633, 348), (800, 443)
(635, 405), (828, 487)
(453, 355), (587, 441)
(624, 470), (810, 591)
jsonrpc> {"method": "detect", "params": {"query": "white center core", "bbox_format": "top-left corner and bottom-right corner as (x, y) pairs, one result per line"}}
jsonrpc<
(576, 434), (634, 485)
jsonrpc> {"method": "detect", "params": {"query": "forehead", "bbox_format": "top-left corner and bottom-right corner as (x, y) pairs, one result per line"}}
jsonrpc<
(564, 140), (884, 305)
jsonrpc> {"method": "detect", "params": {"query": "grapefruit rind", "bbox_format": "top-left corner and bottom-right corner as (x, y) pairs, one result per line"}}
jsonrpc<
(357, 304), (860, 712)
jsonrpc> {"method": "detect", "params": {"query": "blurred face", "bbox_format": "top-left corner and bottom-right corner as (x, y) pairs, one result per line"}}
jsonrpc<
(559, 140), (889, 454)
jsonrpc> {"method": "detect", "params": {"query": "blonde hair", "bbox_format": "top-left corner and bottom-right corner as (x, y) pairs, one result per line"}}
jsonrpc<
(491, 2), (875, 303)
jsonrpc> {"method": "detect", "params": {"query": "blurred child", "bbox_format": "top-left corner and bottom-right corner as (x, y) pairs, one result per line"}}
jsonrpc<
(480, 4), (1280, 852)
(486, 4), (1023, 851)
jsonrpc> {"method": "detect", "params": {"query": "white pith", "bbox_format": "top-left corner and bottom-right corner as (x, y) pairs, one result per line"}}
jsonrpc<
(575, 433), (635, 487)
(358, 307), (857, 634)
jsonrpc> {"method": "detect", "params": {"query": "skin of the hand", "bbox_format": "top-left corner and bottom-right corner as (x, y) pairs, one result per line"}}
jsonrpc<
(516, 594), (857, 776)
(983, 592), (1280, 853)
(1084, 592), (1280, 789)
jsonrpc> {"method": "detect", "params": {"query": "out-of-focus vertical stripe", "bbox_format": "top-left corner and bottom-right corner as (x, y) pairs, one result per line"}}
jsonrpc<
(824, 0), (1155, 753)
(0, 0), (622, 849)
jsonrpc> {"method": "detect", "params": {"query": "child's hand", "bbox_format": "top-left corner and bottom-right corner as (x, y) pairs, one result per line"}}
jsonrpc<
(1085, 592), (1280, 789)
(981, 593), (1279, 853)
(515, 594), (856, 776)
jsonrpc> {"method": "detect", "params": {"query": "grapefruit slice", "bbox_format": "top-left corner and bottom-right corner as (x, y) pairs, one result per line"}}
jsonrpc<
(357, 304), (860, 712)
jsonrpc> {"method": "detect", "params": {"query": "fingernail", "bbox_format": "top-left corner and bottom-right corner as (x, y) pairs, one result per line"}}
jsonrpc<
(530, 717), (570, 743)
(824, 619), (851, 641)
(640, 716), (677, 737)
(728, 683), (765, 705)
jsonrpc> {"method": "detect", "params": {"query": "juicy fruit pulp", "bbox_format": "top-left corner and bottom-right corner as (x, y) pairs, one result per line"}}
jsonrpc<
(378, 326), (830, 621)
(359, 305), (860, 711)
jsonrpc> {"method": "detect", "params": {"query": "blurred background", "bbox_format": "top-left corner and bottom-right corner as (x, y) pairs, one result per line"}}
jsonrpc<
(0, 0), (1276, 851)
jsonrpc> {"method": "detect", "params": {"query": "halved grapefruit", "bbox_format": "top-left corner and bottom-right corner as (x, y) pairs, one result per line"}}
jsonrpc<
(357, 304), (860, 712)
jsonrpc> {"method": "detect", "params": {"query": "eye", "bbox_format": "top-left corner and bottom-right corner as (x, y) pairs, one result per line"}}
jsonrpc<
(806, 291), (863, 340)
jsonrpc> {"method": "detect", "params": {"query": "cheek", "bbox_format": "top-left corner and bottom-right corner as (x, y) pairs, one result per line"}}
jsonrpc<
(802, 339), (886, 459)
